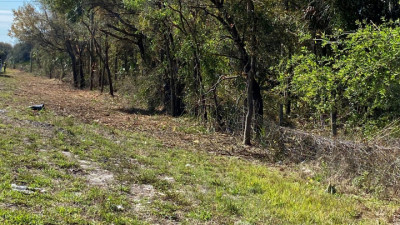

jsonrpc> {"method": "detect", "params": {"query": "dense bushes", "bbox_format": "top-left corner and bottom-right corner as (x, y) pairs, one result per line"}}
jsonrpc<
(282, 21), (400, 135)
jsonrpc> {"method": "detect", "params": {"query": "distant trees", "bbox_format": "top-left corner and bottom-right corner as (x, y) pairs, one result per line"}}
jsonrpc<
(9, 42), (32, 64)
(0, 42), (12, 63)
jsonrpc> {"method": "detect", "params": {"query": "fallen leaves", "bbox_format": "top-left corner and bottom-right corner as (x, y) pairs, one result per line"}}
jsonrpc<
(14, 71), (271, 162)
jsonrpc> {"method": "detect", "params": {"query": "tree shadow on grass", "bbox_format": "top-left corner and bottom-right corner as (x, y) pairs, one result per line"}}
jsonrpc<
(0, 74), (11, 78)
(117, 107), (165, 116)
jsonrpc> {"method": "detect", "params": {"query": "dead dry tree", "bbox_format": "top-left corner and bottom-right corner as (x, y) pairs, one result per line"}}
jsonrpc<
(262, 123), (400, 196)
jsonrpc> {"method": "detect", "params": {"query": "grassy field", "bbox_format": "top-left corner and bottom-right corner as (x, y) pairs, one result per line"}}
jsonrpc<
(0, 70), (398, 224)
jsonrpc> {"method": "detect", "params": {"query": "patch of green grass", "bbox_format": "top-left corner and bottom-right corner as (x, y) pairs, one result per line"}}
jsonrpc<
(174, 116), (210, 134)
(0, 209), (43, 224)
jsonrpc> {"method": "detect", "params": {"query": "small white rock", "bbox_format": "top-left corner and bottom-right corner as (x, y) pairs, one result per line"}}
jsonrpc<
(161, 176), (175, 183)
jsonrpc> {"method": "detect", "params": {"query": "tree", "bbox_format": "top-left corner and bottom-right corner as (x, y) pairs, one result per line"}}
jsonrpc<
(9, 42), (32, 64)
(10, 3), (86, 88)
(0, 42), (12, 63)
(289, 20), (400, 135)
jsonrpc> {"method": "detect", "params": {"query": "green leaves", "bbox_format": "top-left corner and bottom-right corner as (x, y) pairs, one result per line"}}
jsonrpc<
(0, 42), (12, 61)
(289, 20), (400, 125)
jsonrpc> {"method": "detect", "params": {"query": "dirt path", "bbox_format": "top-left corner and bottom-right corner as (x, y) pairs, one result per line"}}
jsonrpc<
(14, 70), (271, 161)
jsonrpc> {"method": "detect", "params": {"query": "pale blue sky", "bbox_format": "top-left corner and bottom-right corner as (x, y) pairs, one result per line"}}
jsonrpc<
(0, 0), (35, 45)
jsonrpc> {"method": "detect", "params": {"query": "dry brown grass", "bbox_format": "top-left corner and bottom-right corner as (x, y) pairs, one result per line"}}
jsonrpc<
(261, 122), (400, 198)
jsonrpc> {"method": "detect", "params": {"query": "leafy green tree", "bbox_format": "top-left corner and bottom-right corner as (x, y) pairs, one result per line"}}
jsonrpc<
(289, 20), (400, 134)
(0, 42), (12, 63)
(9, 42), (32, 64)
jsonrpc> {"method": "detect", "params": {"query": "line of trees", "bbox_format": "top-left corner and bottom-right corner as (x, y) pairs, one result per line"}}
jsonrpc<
(9, 0), (400, 144)
(0, 42), (12, 72)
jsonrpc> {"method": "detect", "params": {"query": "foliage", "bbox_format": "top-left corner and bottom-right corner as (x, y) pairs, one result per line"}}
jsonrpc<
(8, 42), (32, 63)
(287, 20), (400, 129)
(0, 42), (12, 62)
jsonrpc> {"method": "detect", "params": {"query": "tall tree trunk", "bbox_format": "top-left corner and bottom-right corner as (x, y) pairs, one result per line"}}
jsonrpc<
(99, 57), (103, 88)
(331, 109), (337, 137)
(253, 78), (263, 134)
(101, 62), (105, 93)
(79, 57), (85, 89)
(49, 64), (53, 79)
(30, 51), (33, 73)
(137, 35), (147, 64)
(209, 0), (263, 144)
(72, 60), (79, 88)
(165, 33), (177, 116)
(89, 10), (95, 90)
(169, 63), (177, 116)
(286, 99), (291, 115)
(90, 60), (95, 90)
(65, 41), (79, 88)
(60, 58), (65, 81)
(105, 36), (114, 97)
(243, 0), (256, 145)
(93, 35), (112, 96)
(124, 52), (129, 74)
(243, 58), (255, 145)
(114, 55), (118, 80)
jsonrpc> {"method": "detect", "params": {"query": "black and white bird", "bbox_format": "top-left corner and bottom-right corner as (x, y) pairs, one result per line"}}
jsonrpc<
(29, 104), (45, 111)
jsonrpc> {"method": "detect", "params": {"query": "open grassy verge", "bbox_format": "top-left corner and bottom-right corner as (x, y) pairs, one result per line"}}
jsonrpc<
(0, 70), (398, 224)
